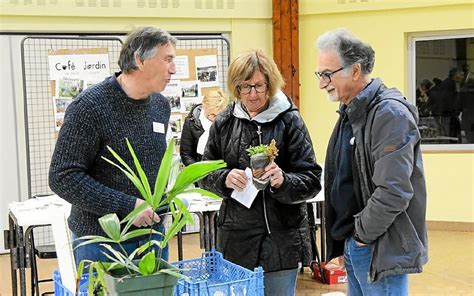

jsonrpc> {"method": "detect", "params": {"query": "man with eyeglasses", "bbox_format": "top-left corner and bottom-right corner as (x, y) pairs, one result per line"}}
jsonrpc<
(316, 28), (428, 295)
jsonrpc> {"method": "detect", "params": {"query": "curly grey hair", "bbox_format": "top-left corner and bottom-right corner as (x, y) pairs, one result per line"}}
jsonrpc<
(316, 28), (375, 75)
(119, 27), (177, 74)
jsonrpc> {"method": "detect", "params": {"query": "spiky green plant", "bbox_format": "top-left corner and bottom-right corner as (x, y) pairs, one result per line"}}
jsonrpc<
(75, 139), (226, 294)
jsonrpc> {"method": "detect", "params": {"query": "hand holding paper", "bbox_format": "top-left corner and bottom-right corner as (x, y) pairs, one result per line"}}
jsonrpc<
(230, 167), (259, 208)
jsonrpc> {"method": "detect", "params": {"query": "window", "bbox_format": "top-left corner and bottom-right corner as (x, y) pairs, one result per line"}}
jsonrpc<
(410, 32), (474, 150)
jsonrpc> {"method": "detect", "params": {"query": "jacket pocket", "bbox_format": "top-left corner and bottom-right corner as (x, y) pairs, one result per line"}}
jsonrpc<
(393, 211), (423, 253)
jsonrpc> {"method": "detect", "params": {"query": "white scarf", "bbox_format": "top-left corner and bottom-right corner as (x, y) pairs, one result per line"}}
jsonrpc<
(196, 110), (213, 155)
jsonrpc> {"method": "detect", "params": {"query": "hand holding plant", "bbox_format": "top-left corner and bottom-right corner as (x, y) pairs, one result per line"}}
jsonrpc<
(246, 139), (279, 190)
(75, 139), (226, 295)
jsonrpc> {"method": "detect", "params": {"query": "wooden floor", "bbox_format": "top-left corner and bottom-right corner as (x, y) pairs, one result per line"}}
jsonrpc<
(0, 229), (473, 295)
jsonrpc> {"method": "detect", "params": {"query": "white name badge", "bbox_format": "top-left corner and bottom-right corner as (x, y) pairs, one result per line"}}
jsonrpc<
(153, 122), (165, 134)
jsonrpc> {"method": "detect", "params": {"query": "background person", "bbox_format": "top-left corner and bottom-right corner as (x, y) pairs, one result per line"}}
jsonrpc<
(416, 79), (433, 117)
(316, 28), (428, 295)
(180, 89), (228, 166)
(460, 78), (474, 143)
(49, 26), (177, 265)
(200, 49), (322, 296)
(429, 67), (464, 139)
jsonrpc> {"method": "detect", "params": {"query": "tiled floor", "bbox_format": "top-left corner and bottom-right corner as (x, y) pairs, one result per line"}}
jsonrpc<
(1, 230), (473, 295)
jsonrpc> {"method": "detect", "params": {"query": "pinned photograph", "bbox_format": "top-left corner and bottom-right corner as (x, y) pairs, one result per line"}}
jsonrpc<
(180, 80), (202, 113)
(162, 80), (182, 112)
(195, 55), (219, 87)
(181, 80), (201, 98)
(58, 78), (84, 99)
(169, 114), (183, 140)
(171, 55), (190, 80)
(53, 97), (74, 131)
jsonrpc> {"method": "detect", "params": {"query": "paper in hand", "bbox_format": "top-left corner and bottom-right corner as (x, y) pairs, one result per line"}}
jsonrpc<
(231, 167), (259, 208)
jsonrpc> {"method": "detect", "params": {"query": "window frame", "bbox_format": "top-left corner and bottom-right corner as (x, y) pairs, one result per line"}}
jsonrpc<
(408, 30), (474, 152)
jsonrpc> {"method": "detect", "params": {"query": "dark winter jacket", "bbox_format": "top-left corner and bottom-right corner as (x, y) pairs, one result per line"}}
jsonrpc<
(180, 104), (204, 166)
(201, 91), (322, 272)
(325, 78), (428, 282)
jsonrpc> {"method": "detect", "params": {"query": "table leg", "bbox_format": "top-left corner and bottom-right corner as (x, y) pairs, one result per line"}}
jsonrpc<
(16, 223), (27, 296)
(319, 201), (326, 261)
(177, 231), (183, 261)
(195, 212), (205, 250)
(203, 212), (210, 251)
(8, 214), (18, 296)
(209, 211), (218, 250)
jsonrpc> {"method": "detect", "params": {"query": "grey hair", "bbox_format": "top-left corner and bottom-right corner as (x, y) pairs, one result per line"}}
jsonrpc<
(119, 27), (177, 74)
(316, 28), (375, 75)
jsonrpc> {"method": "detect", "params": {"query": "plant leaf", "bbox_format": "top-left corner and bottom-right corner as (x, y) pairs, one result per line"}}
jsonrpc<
(161, 215), (190, 246)
(180, 188), (222, 200)
(170, 160), (226, 195)
(87, 263), (97, 295)
(121, 228), (159, 242)
(100, 244), (140, 274)
(74, 236), (117, 249)
(138, 250), (156, 275)
(121, 201), (148, 225)
(126, 138), (152, 202)
(152, 141), (174, 208)
(130, 240), (163, 258)
(76, 260), (85, 294)
(102, 156), (148, 201)
(159, 268), (188, 279)
(105, 144), (136, 178)
(95, 263), (109, 293)
(98, 214), (121, 242)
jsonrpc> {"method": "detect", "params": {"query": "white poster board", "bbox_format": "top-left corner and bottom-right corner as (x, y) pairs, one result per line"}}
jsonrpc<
(48, 48), (111, 131)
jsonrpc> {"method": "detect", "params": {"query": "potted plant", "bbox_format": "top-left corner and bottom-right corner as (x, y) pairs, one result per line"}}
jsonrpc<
(75, 138), (226, 295)
(246, 139), (279, 190)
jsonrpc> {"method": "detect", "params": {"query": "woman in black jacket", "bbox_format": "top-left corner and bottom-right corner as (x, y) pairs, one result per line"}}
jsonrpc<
(200, 49), (322, 296)
(180, 89), (227, 166)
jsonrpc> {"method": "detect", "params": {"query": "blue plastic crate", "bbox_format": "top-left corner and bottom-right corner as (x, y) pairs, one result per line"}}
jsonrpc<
(53, 270), (89, 295)
(172, 249), (264, 296)
(54, 249), (264, 296)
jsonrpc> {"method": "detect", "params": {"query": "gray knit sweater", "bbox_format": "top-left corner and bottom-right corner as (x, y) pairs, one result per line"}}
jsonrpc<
(49, 74), (170, 237)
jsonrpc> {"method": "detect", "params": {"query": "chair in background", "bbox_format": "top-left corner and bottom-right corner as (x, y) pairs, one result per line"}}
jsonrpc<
(25, 224), (56, 296)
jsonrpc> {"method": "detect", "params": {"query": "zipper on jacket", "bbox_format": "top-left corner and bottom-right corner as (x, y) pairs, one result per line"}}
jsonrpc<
(256, 124), (272, 234)
(263, 193), (271, 234)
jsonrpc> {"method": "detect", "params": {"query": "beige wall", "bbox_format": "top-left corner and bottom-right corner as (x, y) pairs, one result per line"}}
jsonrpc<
(0, 0), (274, 58)
(300, 1), (474, 223)
(1, 0), (473, 223)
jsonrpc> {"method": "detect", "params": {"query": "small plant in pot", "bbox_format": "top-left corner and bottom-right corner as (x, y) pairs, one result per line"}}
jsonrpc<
(246, 139), (279, 190)
(75, 138), (226, 295)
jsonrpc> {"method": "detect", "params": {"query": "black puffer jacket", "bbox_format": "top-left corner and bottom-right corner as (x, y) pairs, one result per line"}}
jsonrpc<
(201, 91), (322, 272)
(180, 104), (204, 166)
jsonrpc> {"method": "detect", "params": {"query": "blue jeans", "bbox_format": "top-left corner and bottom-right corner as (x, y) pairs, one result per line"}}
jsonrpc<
(264, 268), (298, 296)
(71, 226), (169, 267)
(344, 237), (408, 296)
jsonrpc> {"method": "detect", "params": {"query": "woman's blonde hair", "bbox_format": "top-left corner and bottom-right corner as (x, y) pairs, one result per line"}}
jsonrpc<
(202, 89), (228, 115)
(227, 49), (285, 99)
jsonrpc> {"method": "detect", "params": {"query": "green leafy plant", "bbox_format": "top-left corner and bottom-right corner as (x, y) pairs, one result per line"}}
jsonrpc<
(246, 139), (279, 162)
(75, 139), (226, 294)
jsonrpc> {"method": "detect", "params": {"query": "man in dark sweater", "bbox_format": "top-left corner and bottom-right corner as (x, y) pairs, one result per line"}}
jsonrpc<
(49, 27), (177, 264)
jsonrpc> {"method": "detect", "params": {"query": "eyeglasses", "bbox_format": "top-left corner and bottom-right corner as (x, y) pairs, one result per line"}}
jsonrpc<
(315, 67), (345, 83)
(237, 83), (268, 95)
